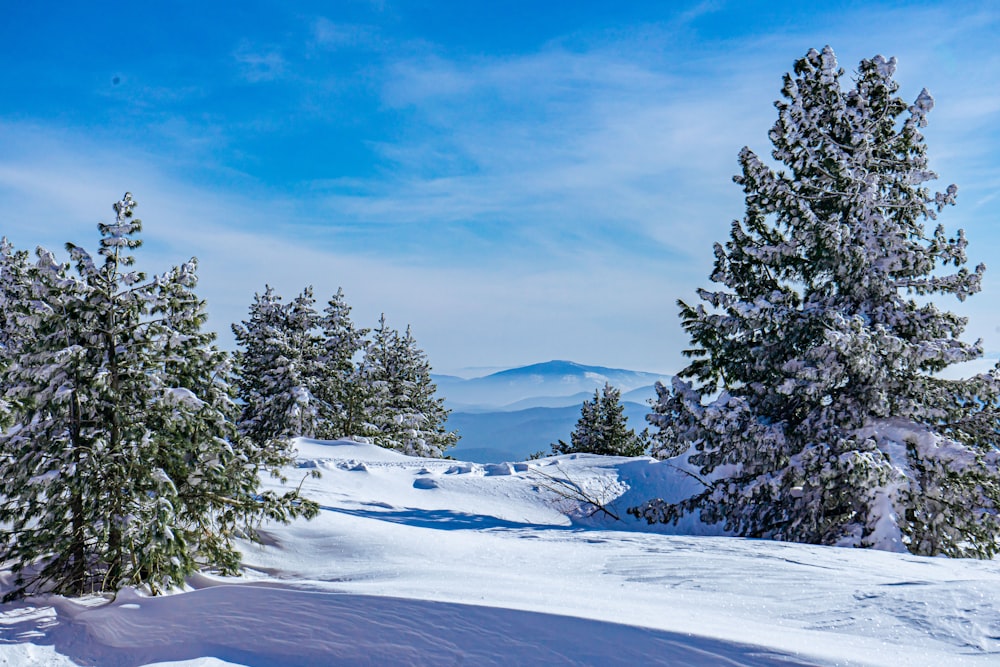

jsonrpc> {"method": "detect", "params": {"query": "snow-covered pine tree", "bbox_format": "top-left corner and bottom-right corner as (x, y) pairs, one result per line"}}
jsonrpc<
(0, 239), (30, 427)
(360, 315), (457, 457)
(631, 47), (1000, 557)
(315, 288), (370, 440)
(357, 314), (397, 446)
(0, 194), (317, 599)
(552, 383), (649, 457)
(393, 324), (457, 457)
(286, 286), (324, 436)
(232, 286), (283, 443)
(232, 286), (323, 450)
(146, 261), (316, 580)
(0, 241), (100, 598)
(0, 239), (28, 356)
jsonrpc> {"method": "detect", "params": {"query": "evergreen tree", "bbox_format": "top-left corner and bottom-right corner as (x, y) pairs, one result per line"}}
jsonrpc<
(315, 288), (370, 440)
(232, 286), (282, 444)
(147, 260), (315, 580)
(357, 313), (396, 444)
(285, 286), (325, 436)
(0, 194), (316, 599)
(552, 383), (649, 457)
(393, 324), (457, 457)
(0, 239), (29, 359)
(360, 315), (457, 457)
(231, 287), (458, 456)
(232, 286), (323, 449)
(0, 239), (30, 427)
(631, 48), (1000, 557)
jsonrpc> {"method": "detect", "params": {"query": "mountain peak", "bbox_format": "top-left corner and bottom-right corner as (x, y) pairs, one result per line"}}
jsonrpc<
(487, 360), (625, 379)
(433, 360), (670, 411)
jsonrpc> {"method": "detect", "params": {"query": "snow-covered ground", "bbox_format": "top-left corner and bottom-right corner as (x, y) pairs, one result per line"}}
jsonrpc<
(3, 439), (1000, 666)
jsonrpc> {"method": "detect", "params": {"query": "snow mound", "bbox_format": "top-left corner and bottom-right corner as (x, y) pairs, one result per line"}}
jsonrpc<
(293, 437), (416, 463)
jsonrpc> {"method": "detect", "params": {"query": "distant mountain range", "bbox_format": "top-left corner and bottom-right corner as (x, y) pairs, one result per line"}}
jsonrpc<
(445, 401), (653, 463)
(435, 360), (670, 463)
(433, 360), (669, 412)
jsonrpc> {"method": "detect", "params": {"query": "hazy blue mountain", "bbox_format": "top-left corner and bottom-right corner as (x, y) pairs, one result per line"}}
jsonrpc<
(446, 401), (652, 463)
(499, 391), (595, 411)
(434, 360), (668, 411)
(436, 360), (667, 462)
(622, 385), (659, 405)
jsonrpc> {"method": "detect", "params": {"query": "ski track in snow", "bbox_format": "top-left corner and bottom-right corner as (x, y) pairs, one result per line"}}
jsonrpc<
(2, 438), (1000, 666)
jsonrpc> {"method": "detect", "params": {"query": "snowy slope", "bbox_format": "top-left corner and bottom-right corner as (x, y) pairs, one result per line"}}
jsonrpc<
(2, 439), (999, 666)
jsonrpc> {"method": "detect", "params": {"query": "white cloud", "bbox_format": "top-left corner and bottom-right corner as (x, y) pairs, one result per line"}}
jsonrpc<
(315, 43), (775, 265)
(3, 4), (1000, 374)
(0, 120), (695, 373)
(233, 44), (287, 83)
(311, 18), (385, 51)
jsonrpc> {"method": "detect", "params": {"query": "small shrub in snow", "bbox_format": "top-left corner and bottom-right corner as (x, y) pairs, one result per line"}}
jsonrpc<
(632, 47), (1000, 557)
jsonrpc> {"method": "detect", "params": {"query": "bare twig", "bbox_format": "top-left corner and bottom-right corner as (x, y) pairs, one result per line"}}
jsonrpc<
(664, 461), (711, 489)
(527, 464), (622, 521)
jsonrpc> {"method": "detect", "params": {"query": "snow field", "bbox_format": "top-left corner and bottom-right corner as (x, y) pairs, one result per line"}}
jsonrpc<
(2, 438), (1000, 666)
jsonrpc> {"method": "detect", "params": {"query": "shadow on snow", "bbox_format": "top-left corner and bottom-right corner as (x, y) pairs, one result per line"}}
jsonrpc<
(0, 583), (820, 667)
(321, 504), (577, 532)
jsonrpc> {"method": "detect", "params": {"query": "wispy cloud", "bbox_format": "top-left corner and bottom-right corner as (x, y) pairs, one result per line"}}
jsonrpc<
(311, 18), (387, 51)
(0, 120), (690, 373)
(674, 0), (724, 27)
(318, 45), (767, 261)
(297, 6), (1000, 367)
(2, 1), (999, 373)
(233, 44), (288, 83)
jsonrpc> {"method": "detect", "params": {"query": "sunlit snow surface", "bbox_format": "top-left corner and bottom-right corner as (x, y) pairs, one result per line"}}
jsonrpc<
(2, 438), (1000, 666)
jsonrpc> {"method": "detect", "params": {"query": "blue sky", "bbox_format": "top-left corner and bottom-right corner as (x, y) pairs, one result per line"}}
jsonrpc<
(2, 1), (999, 375)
